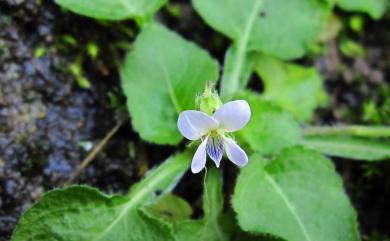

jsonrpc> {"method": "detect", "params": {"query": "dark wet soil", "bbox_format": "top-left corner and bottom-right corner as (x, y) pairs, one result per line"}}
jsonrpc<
(0, 0), (176, 238)
(0, 0), (389, 240)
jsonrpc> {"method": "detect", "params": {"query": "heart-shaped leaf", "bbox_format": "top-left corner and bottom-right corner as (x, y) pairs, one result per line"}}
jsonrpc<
(121, 23), (219, 145)
(233, 148), (359, 241)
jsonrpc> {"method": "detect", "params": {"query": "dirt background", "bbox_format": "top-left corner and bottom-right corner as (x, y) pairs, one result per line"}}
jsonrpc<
(1, 0), (389, 240)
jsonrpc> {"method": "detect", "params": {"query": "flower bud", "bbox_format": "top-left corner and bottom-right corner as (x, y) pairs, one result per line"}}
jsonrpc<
(197, 82), (222, 115)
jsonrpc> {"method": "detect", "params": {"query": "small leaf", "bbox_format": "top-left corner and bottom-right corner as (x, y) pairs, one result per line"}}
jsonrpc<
(55, 0), (167, 23)
(233, 147), (359, 241)
(174, 220), (206, 241)
(303, 136), (390, 161)
(143, 193), (193, 223)
(337, 0), (387, 20)
(11, 152), (192, 241)
(255, 55), (327, 121)
(221, 211), (284, 241)
(171, 167), (228, 241)
(236, 91), (302, 155)
(339, 39), (365, 58)
(149, 167), (228, 241)
(316, 14), (343, 43)
(121, 23), (219, 144)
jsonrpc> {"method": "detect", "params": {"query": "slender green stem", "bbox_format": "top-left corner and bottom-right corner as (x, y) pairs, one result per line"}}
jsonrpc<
(302, 125), (390, 138)
(220, 0), (263, 98)
(201, 166), (225, 241)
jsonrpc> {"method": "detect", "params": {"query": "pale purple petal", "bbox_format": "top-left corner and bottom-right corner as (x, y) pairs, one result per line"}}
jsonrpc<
(178, 110), (218, 140)
(212, 100), (251, 132)
(224, 137), (248, 167)
(206, 135), (224, 168)
(191, 138), (208, 173)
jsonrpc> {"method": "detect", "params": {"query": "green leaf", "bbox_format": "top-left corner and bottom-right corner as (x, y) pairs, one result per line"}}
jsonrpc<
(337, 0), (387, 20)
(11, 152), (192, 241)
(193, 0), (329, 97)
(233, 148), (359, 241)
(339, 39), (365, 58)
(121, 23), (219, 144)
(143, 193), (193, 223)
(255, 55), (327, 121)
(303, 136), (390, 161)
(13, 186), (174, 241)
(221, 211), (284, 241)
(170, 167), (228, 241)
(55, 0), (167, 23)
(193, 0), (330, 60)
(174, 220), (206, 241)
(236, 91), (302, 155)
(175, 216), (282, 241)
(316, 14), (343, 43)
(149, 167), (228, 241)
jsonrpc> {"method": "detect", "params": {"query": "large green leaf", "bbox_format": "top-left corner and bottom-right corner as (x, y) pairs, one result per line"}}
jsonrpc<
(121, 23), (219, 144)
(255, 55), (327, 121)
(193, 0), (329, 97)
(55, 0), (166, 23)
(337, 0), (387, 19)
(233, 148), (359, 241)
(11, 152), (192, 241)
(193, 0), (329, 59)
(303, 136), (390, 161)
(236, 91), (302, 155)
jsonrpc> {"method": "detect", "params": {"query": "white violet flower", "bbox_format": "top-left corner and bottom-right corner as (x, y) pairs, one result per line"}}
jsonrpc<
(177, 100), (251, 173)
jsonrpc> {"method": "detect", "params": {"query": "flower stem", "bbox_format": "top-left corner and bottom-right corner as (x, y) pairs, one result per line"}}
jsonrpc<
(201, 166), (226, 241)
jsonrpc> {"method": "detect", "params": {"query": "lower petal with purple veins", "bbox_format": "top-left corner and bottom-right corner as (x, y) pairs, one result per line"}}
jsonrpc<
(206, 135), (224, 167)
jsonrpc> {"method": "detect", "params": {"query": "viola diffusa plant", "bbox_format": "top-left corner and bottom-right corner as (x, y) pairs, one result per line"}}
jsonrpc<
(10, 0), (390, 241)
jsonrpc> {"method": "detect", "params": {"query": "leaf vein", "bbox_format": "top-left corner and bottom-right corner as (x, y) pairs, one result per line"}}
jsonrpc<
(265, 173), (312, 241)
